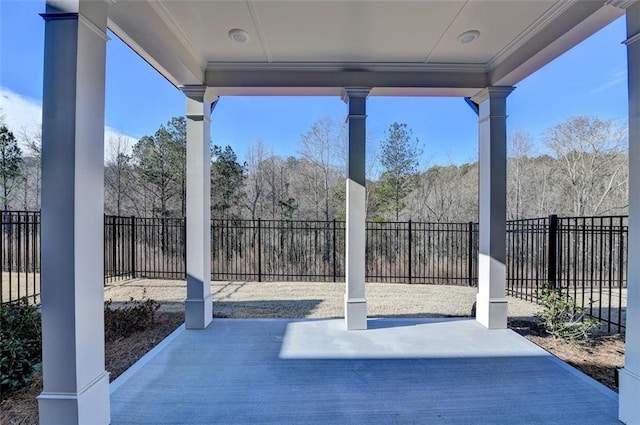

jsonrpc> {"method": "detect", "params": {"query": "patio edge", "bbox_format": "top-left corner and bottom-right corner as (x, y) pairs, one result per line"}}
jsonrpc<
(109, 323), (186, 394)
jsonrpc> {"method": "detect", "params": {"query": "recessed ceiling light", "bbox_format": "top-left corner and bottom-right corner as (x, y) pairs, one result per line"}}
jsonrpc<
(228, 29), (249, 43)
(458, 30), (480, 44)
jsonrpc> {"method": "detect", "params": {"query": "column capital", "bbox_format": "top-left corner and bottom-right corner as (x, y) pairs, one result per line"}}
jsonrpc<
(43, 1), (110, 33)
(180, 85), (218, 104)
(624, 32), (640, 46)
(471, 86), (515, 104)
(341, 87), (371, 103)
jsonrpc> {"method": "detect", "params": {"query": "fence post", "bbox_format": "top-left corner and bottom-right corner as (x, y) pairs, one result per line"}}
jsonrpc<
(103, 214), (107, 284)
(467, 221), (474, 286)
(257, 218), (262, 282)
(183, 218), (187, 279)
(548, 214), (558, 288)
(130, 215), (136, 279)
(408, 220), (412, 284)
(332, 218), (337, 282)
(112, 216), (117, 279)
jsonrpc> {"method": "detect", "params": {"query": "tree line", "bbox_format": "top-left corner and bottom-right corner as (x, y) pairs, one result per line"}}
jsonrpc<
(0, 114), (628, 222)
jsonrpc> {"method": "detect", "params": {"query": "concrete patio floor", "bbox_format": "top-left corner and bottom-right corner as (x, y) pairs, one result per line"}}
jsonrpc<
(110, 318), (619, 424)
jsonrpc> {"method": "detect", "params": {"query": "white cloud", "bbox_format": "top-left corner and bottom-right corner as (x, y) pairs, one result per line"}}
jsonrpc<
(0, 87), (137, 158)
(591, 68), (627, 94)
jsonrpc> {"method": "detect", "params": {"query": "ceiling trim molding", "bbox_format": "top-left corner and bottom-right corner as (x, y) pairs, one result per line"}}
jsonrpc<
(246, 0), (272, 62)
(79, 15), (110, 41)
(206, 61), (487, 73)
(146, 1), (204, 69)
(487, 1), (577, 71)
(204, 68), (488, 92)
(606, 0), (638, 10)
(207, 86), (482, 97)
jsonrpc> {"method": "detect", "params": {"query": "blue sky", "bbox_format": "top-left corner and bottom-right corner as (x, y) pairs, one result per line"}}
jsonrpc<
(0, 0), (629, 169)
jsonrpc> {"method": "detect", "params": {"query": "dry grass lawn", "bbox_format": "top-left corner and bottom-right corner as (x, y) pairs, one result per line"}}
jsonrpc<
(104, 279), (541, 319)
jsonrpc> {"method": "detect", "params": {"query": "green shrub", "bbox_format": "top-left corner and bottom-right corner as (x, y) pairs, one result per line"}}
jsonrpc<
(0, 299), (42, 398)
(104, 297), (160, 342)
(535, 282), (599, 344)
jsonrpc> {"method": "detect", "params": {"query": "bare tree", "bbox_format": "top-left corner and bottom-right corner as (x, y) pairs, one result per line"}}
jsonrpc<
(298, 117), (345, 219)
(105, 135), (135, 216)
(244, 138), (267, 221)
(406, 162), (478, 223)
(544, 116), (627, 216)
(507, 131), (535, 219)
(18, 127), (41, 210)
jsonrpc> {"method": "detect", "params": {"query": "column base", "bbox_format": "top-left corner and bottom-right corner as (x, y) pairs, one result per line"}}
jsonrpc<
(185, 293), (213, 329)
(619, 368), (640, 423)
(345, 297), (367, 330)
(475, 294), (507, 329)
(38, 371), (110, 425)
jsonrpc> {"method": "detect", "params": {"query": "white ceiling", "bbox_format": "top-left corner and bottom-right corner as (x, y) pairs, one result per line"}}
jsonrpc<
(107, 0), (629, 97)
(158, 1), (556, 64)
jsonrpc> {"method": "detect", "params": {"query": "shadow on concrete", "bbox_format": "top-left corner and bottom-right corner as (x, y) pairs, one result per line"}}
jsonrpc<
(213, 299), (324, 319)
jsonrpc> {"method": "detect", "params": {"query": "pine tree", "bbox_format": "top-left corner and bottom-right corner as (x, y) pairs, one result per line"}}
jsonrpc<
(374, 122), (422, 221)
(211, 145), (246, 219)
(0, 125), (23, 210)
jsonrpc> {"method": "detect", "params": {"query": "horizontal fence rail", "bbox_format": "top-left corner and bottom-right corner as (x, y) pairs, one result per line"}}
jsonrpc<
(1, 211), (629, 331)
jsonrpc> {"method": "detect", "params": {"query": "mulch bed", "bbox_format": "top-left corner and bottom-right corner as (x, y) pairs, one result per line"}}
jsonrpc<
(509, 319), (624, 391)
(0, 312), (184, 425)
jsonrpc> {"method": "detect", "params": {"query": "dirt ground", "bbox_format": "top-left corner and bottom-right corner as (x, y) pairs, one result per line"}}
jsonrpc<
(0, 311), (184, 425)
(1, 279), (624, 424)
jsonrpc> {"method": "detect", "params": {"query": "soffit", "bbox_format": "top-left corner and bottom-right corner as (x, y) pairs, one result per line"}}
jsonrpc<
(107, 1), (627, 96)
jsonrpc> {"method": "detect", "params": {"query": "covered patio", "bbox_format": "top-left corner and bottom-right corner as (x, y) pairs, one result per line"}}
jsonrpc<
(109, 318), (619, 424)
(39, 0), (640, 423)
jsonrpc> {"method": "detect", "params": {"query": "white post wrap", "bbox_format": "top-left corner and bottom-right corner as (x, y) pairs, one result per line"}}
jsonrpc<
(342, 88), (370, 330)
(620, 3), (640, 423)
(472, 86), (514, 330)
(183, 86), (216, 329)
(38, 1), (111, 424)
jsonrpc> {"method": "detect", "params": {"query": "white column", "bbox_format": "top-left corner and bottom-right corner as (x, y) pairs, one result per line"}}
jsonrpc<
(342, 87), (370, 330)
(472, 86), (514, 330)
(182, 86), (216, 329)
(37, 1), (110, 424)
(620, 3), (640, 423)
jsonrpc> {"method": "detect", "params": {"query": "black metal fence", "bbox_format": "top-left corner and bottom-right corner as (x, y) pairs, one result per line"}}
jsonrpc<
(367, 221), (477, 285)
(105, 216), (186, 282)
(212, 219), (346, 282)
(1, 211), (629, 331)
(0, 211), (40, 305)
(506, 215), (627, 332)
(210, 219), (478, 284)
(557, 216), (626, 332)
